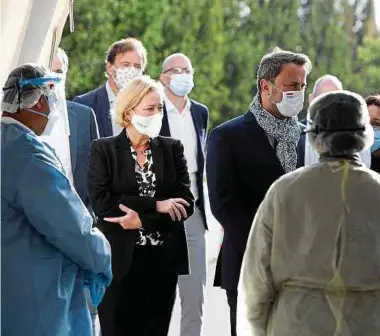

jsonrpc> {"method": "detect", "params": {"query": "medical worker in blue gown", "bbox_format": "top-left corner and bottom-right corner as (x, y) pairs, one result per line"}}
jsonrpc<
(1, 64), (113, 336)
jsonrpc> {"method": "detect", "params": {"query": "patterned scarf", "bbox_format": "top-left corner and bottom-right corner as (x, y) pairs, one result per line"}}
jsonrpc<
(249, 94), (301, 173)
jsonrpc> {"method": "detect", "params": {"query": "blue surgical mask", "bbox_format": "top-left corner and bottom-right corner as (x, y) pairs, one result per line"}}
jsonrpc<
(169, 74), (194, 97)
(371, 127), (380, 153)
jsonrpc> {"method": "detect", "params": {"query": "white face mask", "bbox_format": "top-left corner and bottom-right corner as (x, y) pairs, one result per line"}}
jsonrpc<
(25, 95), (59, 136)
(270, 83), (305, 117)
(169, 74), (194, 96)
(42, 93), (60, 136)
(112, 66), (143, 90)
(131, 112), (163, 138)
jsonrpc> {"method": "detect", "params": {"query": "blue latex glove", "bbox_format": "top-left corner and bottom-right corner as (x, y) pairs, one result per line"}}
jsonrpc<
(87, 282), (105, 307)
(84, 271), (107, 307)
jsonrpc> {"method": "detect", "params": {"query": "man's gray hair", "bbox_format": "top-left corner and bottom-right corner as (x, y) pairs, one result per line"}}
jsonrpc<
(162, 53), (192, 72)
(312, 74), (343, 96)
(57, 48), (69, 72)
(256, 47), (312, 90)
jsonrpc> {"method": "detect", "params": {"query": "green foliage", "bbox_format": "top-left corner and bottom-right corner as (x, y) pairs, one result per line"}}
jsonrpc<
(350, 36), (380, 96)
(61, 0), (379, 128)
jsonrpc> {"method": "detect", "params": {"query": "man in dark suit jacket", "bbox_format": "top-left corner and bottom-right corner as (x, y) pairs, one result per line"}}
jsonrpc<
(52, 48), (101, 335)
(73, 38), (147, 138)
(67, 101), (99, 208)
(206, 48), (312, 336)
(159, 53), (208, 336)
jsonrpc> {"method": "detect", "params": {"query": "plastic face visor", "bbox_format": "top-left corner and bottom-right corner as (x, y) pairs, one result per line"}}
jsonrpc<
(19, 76), (61, 96)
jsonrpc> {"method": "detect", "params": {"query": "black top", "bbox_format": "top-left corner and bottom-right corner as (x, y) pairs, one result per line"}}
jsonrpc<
(127, 136), (164, 246)
(371, 153), (380, 173)
(88, 131), (194, 281)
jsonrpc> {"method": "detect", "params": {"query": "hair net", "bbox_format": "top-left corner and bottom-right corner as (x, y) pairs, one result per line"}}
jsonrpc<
(2, 63), (50, 113)
(307, 90), (374, 156)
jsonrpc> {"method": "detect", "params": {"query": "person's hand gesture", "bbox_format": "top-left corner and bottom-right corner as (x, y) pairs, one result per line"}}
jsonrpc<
(104, 204), (142, 229)
(156, 198), (190, 221)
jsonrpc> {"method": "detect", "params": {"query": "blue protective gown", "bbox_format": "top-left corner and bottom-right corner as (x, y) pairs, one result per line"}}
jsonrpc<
(1, 121), (112, 336)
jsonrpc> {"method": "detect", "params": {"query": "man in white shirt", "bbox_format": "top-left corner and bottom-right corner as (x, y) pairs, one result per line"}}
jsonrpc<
(159, 53), (209, 336)
(74, 38), (147, 137)
(305, 74), (371, 167)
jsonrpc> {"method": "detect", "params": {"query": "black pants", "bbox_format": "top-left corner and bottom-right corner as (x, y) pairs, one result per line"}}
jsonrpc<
(99, 246), (178, 336)
(226, 289), (238, 336)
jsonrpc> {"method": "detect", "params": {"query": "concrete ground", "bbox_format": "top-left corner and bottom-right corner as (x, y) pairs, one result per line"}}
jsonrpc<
(168, 186), (231, 336)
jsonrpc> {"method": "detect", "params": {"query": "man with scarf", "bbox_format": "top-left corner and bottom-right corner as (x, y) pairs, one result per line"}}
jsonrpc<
(206, 47), (312, 336)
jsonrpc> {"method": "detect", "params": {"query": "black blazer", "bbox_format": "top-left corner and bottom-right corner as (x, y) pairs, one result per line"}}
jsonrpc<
(88, 132), (195, 281)
(74, 85), (113, 138)
(206, 111), (305, 290)
(160, 99), (209, 229)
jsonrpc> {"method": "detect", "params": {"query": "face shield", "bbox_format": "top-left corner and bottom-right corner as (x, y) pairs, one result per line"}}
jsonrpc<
(2, 74), (60, 114)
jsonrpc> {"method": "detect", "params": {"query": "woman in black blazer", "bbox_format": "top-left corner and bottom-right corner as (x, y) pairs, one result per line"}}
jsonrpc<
(88, 76), (194, 336)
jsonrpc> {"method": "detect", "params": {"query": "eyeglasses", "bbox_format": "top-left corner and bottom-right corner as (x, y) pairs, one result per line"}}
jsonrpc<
(163, 67), (194, 75)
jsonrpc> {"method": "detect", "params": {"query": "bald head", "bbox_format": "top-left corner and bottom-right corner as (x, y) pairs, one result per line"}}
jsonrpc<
(309, 75), (343, 103)
(162, 53), (192, 73)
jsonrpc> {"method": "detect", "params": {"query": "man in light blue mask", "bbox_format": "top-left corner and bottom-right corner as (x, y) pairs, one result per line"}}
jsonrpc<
(1, 64), (112, 336)
(159, 53), (209, 336)
(366, 95), (380, 172)
(305, 75), (372, 168)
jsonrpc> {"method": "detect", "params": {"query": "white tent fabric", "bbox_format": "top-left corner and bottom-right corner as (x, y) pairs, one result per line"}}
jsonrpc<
(1, 0), (70, 88)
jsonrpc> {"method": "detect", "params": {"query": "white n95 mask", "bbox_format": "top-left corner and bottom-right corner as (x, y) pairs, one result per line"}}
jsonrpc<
(131, 112), (163, 138)
(41, 93), (60, 136)
(113, 66), (143, 90)
(24, 94), (59, 136)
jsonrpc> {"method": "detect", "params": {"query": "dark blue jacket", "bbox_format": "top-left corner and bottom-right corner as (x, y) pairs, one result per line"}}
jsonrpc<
(73, 85), (112, 138)
(207, 111), (305, 289)
(67, 101), (99, 208)
(160, 100), (209, 229)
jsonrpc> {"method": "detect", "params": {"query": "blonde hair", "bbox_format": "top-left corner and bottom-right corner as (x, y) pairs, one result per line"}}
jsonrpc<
(115, 75), (164, 128)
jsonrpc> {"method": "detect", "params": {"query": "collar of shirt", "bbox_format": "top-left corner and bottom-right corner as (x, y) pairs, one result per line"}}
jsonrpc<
(1, 116), (35, 134)
(106, 80), (116, 106)
(164, 94), (191, 115)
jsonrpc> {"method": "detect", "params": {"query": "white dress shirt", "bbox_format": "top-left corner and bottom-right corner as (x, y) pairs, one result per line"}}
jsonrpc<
(106, 81), (123, 136)
(164, 95), (199, 200)
(305, 135), (372, 168)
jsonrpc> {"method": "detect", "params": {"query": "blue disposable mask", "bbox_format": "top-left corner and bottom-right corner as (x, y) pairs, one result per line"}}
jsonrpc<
(371, 127), (380, 153)
(169, 74), (194, 97)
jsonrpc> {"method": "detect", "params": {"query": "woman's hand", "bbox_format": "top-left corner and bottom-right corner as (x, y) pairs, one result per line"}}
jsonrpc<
(104, 204), (142, 229)
(156, 198), (190, 221)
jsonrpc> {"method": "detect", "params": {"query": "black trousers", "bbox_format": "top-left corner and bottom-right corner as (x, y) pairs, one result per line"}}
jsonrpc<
(99, 246), (178, 336)
(226, 289), (238, 336)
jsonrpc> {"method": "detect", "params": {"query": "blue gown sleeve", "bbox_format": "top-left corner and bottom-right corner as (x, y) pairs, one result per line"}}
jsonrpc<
(16, 153), (112, 284)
